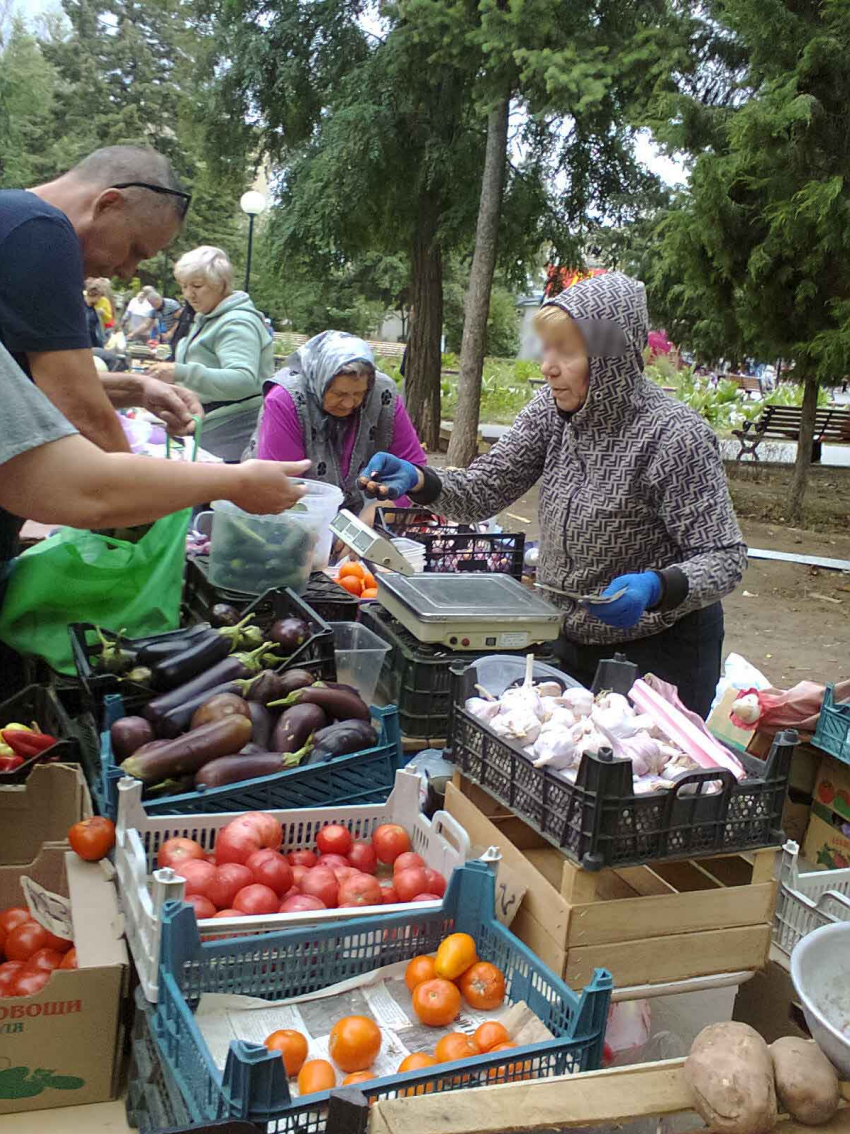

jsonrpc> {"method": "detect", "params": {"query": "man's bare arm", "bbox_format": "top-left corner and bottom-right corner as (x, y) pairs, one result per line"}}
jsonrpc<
(27, 348), (130, 452)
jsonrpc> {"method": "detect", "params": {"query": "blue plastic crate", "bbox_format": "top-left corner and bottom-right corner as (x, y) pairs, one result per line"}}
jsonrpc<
(813, 683), (850, 766)
(152, 862), (612, 1132)
(98, 694), (403, 820)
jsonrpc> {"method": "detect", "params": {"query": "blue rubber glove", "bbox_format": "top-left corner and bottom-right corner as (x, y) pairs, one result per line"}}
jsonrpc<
(585, 572), (662, 629)
(358, 452), (419, 500)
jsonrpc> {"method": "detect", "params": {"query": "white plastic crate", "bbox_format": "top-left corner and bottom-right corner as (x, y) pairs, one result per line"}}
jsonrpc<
(773, 839), (850, 956)
(115, 770), (469, 1002)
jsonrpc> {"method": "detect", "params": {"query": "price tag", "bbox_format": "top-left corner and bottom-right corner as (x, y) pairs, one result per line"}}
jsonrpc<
(21, 876), (75, 941)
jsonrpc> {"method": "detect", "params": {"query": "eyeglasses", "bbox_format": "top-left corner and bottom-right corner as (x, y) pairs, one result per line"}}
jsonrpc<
(111, 181), (192, 218)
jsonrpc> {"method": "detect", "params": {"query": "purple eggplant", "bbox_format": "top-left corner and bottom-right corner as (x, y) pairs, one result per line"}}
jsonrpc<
(136, 626), (215, 666)
(240, 668), (315, 706)
(151, 679), (243, 739)
(307, 719), (377, 763)
(110, 716), (154, 761)
(194, 752), (295, 789)
(270, 683), (369, 721)
(269, 617), (310, 651)
(144, 644), (274, 728)
(121, 715), (252, 784)
(247, 702), (274, 749)
(151, 634), (232, 691)
(191, 693), (251, 730)
(272, 703), (327, 754)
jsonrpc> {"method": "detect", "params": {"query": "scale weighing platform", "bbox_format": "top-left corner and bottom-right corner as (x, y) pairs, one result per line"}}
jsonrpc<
(330, 505), (562, 651)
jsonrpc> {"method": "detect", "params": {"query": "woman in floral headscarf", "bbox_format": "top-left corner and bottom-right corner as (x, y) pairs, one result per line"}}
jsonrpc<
(244, 330), (426, 510)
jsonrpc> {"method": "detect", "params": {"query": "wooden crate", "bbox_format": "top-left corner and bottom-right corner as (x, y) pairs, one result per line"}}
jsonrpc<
(446, 774), (778, 990)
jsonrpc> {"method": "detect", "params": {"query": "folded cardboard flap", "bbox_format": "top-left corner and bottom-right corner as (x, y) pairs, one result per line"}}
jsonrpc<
(65, 851), (127, 968)
(0, 763), (92, 865)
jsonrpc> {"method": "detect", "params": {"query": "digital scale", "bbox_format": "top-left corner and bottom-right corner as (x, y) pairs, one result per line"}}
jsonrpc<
(330, 510), (563, 650)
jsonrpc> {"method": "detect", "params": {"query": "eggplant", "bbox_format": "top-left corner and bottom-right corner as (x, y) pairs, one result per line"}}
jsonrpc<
(144, 654), (259, 726)
(269, 617), (311, 651)
(95, 627), (136, 675)
(153, 680), (242, 739)
(190, 693), (251, 731)
(121, 715), (252, 784)
(137, 629), (217, 666)
(272, 703), (327, 754)
(194, 752), (295, 789)
(241, 668), (314, 706)
(308, 719), (378, 762)
(238, 741), (269, 756)
(270, 683), (369, 721)
(110, 716), (155, 761)
(247, 702), (273, 749)
(128, 623), (211, 649)
(151, 634), (232, 692)
(211, 603), (241, 628)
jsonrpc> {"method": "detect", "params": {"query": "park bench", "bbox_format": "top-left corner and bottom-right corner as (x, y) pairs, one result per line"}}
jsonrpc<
(729, 373), (763, 398)
(732, 403), (850, 462)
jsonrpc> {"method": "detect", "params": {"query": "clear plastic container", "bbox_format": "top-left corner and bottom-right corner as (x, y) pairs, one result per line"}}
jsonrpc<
(331, 621), (391, 706)
(207, 481), (343, 596)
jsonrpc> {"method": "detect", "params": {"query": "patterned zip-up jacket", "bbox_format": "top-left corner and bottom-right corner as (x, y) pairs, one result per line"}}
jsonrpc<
(415, 271), (747, 645)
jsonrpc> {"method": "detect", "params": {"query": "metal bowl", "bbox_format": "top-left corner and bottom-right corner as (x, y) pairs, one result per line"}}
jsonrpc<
(790, 920), (850, 1077)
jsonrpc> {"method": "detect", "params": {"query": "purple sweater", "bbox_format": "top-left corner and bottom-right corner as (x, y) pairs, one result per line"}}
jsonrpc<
(257, 385), (427, 507)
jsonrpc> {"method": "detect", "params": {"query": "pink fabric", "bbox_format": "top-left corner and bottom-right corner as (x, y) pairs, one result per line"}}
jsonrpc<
(647, 330), (674, 357)
(731, 679), (850, 738)
(256, 385), (427, 506)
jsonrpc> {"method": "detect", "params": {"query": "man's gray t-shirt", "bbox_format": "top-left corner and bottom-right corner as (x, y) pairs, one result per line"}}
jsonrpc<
(0, 343), (78, 561)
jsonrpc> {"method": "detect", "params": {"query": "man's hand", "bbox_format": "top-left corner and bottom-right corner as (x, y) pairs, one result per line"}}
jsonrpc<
(147, 362), (177, 383)
(139, 377), (203, 436)
(230, 460), (312, 514)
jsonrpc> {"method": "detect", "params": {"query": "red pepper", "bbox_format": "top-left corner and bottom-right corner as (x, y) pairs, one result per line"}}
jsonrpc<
(1, 730), (57, 758)
(0, 754), (25, 772)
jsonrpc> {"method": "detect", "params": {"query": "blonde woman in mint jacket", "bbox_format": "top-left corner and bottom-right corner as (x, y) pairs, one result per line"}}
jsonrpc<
(148, 245), (273, 460)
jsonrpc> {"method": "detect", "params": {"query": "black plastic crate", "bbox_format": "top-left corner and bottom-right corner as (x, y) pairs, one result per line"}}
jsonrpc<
(127, 987), (196, 1133)
(68, 586), (336, 723)
(0, 684), (90, 784)
(448, 657), (797, 870)
(302, 570), (361, 623)
(376, 507), (525, 579)
(359, 603), (556, 741)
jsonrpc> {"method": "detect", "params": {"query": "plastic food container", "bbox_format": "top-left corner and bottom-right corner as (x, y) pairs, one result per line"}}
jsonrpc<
(330, 621), (391, 705)
(207, 481), (343, 595)
(791, 921), (850, 1076)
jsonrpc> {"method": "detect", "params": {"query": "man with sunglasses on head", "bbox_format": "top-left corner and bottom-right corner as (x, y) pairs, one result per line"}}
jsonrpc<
(0, 145), (201, 453)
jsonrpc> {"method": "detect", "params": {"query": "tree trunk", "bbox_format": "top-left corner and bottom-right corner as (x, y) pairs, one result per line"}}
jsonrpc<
(788, 373), (819, 524)
(404, 192), (444, 451)
(446, 95), (510, 469)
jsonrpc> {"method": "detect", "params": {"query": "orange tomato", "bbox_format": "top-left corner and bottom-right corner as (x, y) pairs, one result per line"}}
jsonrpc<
(487, 1042), (533, 1083)
(411, 978), (461, 1027)
(404, 954), (437, 993)
(397, 1052), (438, 1097)
(339, 576), (363, 596)
(264, 1029), (308, 1077)
(360, 588), (378, 599)
(328, 1015), (382, 1073)
(339, 561), (366, 580)
(434, 932), (477, 980)
(434, 1032), (480, 1063)
(458, 961), (506, 1010)
(362, 570), (377, 589)
(297, 1059), (337, 1095)
(474, 1021), (510, 1053)
(342, 1070), (375, 1087)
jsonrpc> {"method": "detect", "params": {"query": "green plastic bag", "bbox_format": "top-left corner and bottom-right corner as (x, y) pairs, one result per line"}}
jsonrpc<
(0, 426), (200, 675)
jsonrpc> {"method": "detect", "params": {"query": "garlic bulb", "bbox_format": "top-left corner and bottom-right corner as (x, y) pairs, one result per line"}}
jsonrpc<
(535, 681), (563, 699)
(558, 688), (594, 718)
(465, 696), (501, 722)
(731, 692), (761, 725)
(531, 731), (577, 770)
(591, 704), (643, 739)
(594, 691), (632, 716)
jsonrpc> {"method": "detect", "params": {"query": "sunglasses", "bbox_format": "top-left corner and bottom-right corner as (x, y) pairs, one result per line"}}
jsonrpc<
(111, 181), (192, 218)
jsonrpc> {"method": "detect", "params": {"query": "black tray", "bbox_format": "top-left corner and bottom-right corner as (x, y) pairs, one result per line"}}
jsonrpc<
(376, 507), (525, 579)
(0, 684), (93, 784)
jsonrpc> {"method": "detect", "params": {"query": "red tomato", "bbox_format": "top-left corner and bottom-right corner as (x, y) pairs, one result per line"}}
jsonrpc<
(229, 812), (282, 850)
(59, 948), (77, 970)
(338, 874), (383, 908)
(207, 864), (254, 910)
(393, 851), (425, 875)
(372, 824), (411, 865)
(379, 880), (398, 904)
(394, 867), (429, 903)
(245, 849), (278, 870)
(185, 894), (217, 919)
(175, 859), (217, 898)
(212, 908), (243, 918)
(157, 836), (205, 870)
(291, 865), (309, 889)
(248, 853), (293, 897)
(0, 961), (25, 995)
(347, 841), (378, 874)
(300, 867), (338, 908)
(233, 884), (280, 915)
(410, 893), (442, 902)
(214, 824), (262, 866)
(315, 853), (349, 871)
(422, 868), (446, 897)
(288, 850), (317, 868)
(280, 894), (326, 913)
(43, 929), (73, 954)
(5, 921), (51, 962)
(316, 824), (352, 857)
(0, 923), (6, 956)
(280, 886), (299, 902)
(68, 816), (115, 862)
(22, 948), (63, 974)
(13, 968), (51, 997)
(0, 908), (30, 936)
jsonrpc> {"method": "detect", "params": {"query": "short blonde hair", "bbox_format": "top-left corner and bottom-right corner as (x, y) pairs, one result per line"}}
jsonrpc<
(173, 245), (234, 291)
(533, 303), (571, 333)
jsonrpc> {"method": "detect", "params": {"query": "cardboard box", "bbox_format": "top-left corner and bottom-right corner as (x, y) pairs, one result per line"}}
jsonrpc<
(0, 764), (92, 866)
(804, 755), (850, 870)
(446, 775), (776, 991)
(0, 846), (128, 1116)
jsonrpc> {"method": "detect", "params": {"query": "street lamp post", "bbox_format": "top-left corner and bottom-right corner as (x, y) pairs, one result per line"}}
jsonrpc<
(240, 190), (267, 292)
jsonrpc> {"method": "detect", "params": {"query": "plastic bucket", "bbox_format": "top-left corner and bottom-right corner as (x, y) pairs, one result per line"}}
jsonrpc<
(207, 481), (343, 596)
(331, 621), (391, 705)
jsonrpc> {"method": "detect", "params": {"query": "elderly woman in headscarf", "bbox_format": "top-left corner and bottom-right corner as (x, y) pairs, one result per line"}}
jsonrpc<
(245, 330), (426, 510)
